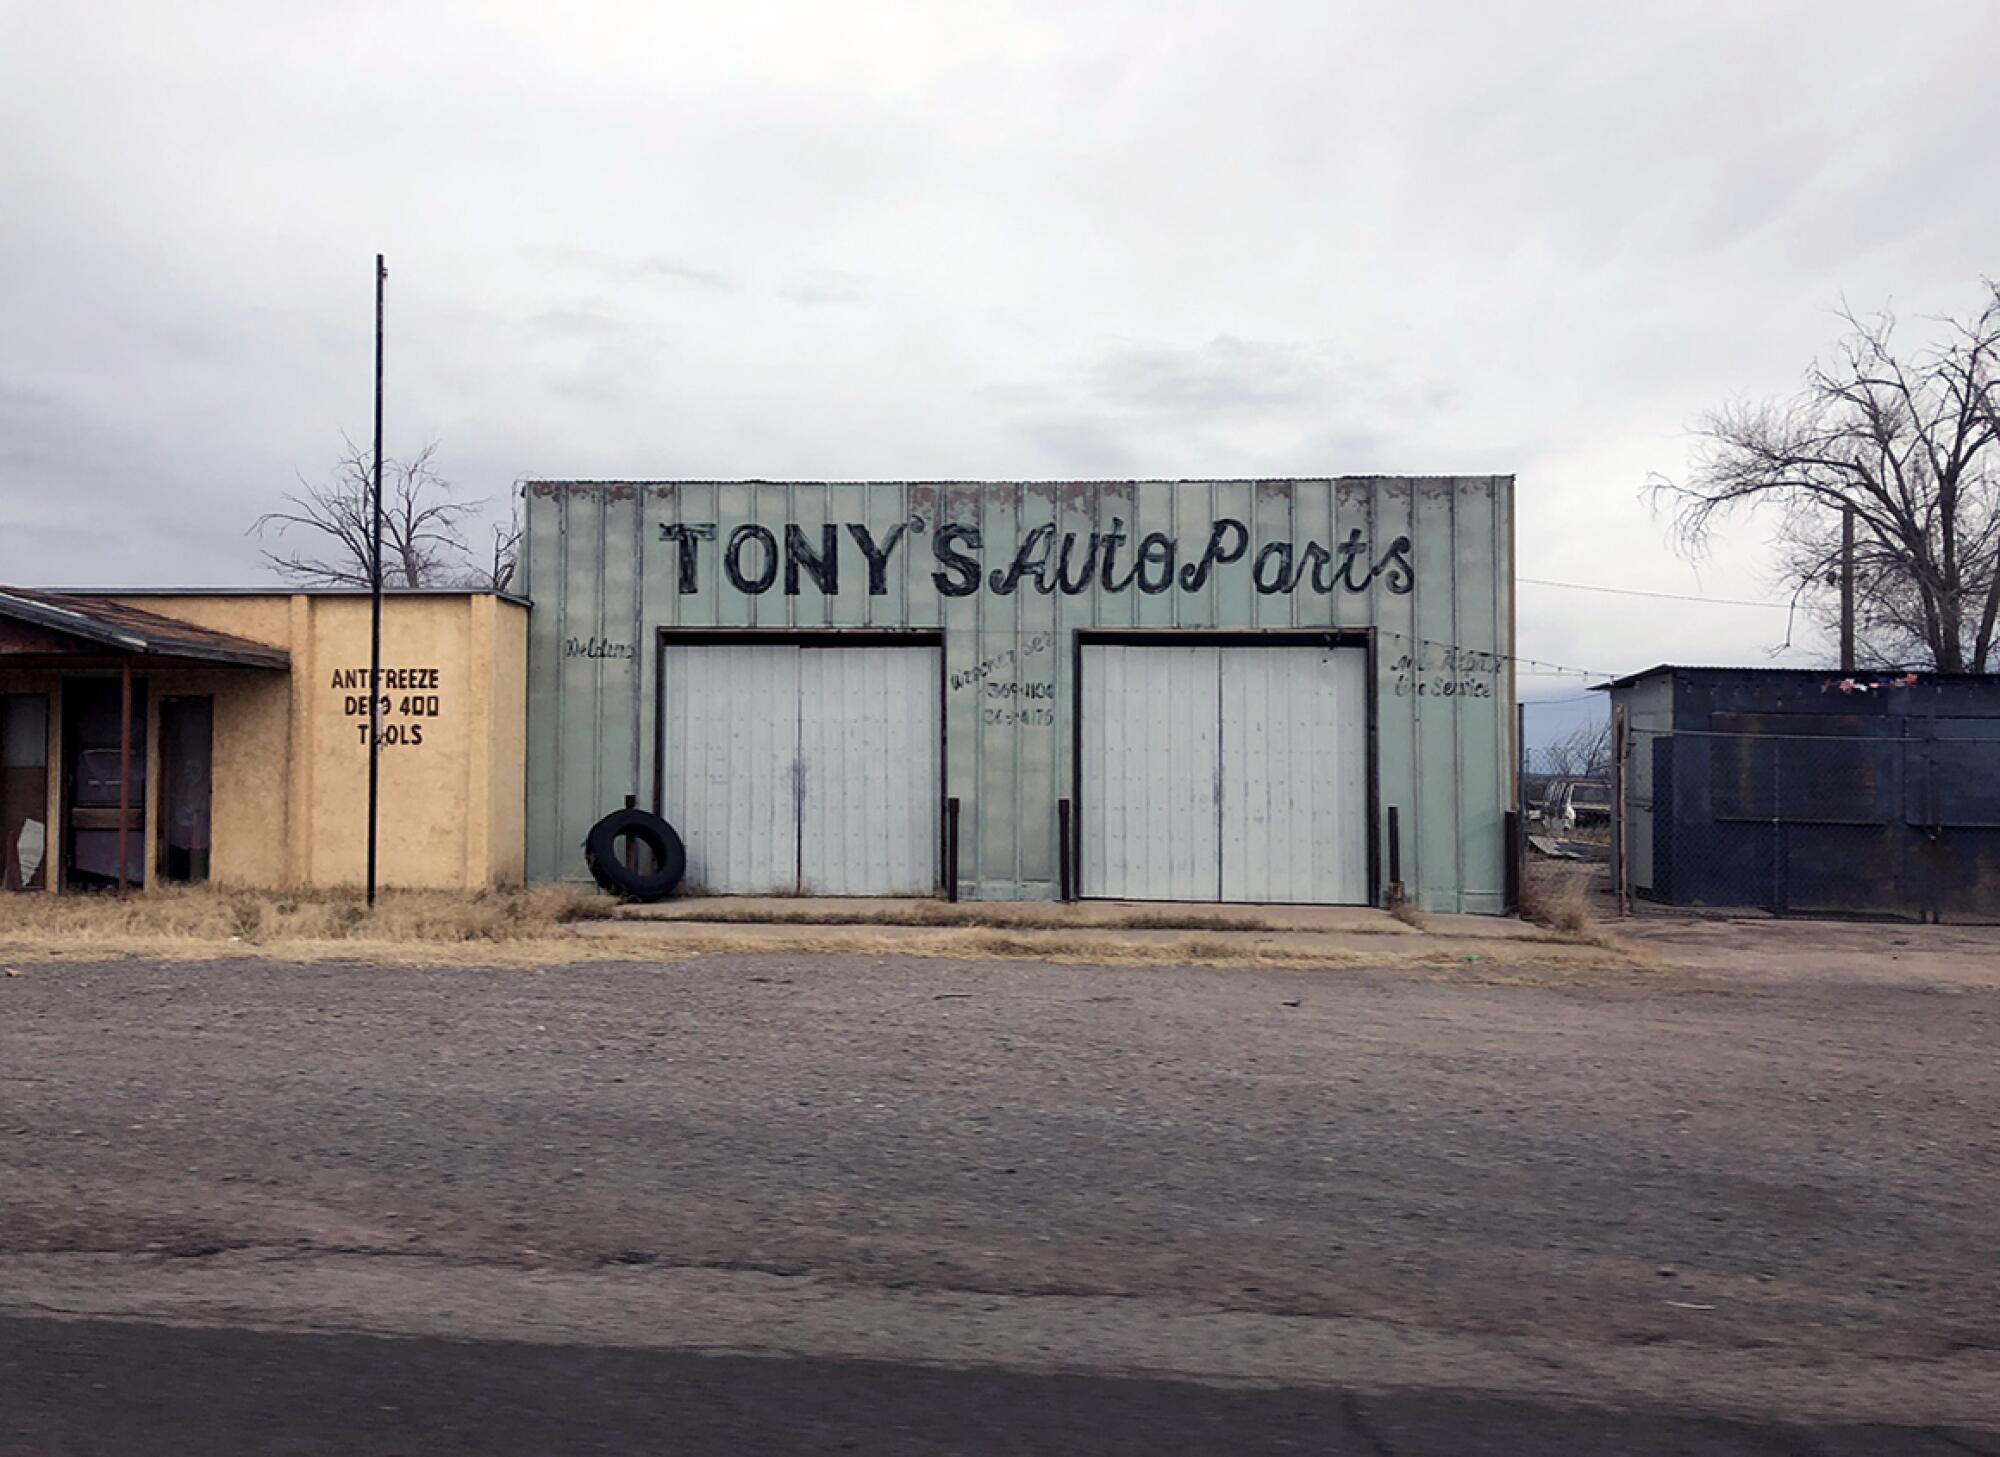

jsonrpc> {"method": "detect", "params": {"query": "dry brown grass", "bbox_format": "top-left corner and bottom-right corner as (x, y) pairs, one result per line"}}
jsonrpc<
(616, 900), (1318, 934)
(1521, 864), (1592, 934)
(0, 884), (1653, 975)
(1517, 861), (1650, 960)
(0, 884), (608, 964)
(1387, 900), (1430, 932)
(599, 924), (1642, 976)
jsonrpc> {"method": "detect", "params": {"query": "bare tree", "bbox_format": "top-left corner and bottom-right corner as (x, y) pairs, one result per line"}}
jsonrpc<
(253, 438), (519, 590)
(1540, 719), (1611, 779)
(483, 495), (523, 594)
(1655, 284), (2000, 672)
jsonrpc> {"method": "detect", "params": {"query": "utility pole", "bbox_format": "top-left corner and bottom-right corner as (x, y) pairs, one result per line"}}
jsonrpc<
(1839, 505), (1856, 675)
(367, 254), (386, 908)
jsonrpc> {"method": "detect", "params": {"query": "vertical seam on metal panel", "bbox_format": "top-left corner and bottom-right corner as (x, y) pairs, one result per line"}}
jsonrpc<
(969, 487), (982, 898)
(653, 632), (664, 822)
(632, 486), (645, 802)
(1501, 475), (1515, 870)
(1013, 483), (1026, 893)
(519, 482), (537, 876)
(1451, 480), (1464, 908)
(1366, 481), (1379, 900)
(1408, 482), (1422, 908)
(1288, 479), (1299, 630)
(1208, 480), (1219, 625)
(1214, 644), (1224, 899)
(554, 492), (568, 879)
(795, 645), (806, 891)
(594, 487), (608, 817)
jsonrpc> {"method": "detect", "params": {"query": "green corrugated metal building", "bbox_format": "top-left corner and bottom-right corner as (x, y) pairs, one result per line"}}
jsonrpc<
(521, 477), (1515, 912)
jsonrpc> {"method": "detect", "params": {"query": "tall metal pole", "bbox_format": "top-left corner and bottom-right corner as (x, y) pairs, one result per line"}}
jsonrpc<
(367, 254), (386, 907)
(1839, 505), (1856, 675)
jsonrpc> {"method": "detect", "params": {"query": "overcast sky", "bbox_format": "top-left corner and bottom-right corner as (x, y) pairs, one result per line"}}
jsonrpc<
(4, 0), (1996, 703)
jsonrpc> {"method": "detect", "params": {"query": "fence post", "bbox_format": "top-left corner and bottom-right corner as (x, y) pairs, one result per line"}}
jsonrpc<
(1386, 806), (1403, 908)
(1513, 704), (1529, 915)
(1608, 712), (1624, 916)
(1770, 737), (1784, 914)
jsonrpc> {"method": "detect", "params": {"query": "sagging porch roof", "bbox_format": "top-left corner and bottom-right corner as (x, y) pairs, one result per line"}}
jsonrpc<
(0, 588), (291, 670)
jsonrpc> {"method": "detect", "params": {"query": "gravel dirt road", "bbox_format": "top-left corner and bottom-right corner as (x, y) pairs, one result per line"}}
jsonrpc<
(2, 948), (1996, 1452)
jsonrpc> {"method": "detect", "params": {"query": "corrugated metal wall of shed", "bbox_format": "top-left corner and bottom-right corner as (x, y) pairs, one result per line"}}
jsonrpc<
(523, 477), (1514, 912)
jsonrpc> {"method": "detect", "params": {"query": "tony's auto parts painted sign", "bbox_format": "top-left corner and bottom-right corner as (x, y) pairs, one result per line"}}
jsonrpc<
(656, 516), (1414, 599)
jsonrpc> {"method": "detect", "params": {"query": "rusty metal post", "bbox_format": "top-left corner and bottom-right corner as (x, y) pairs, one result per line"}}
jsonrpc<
(1385, 805), (1403, 907)
(117, 659), (131, 895)
(1057, 797), (1073, 902)
(945, 796), (960, 902)
(1504, 811), (1520, 912)
(1612, 706), (1630, 917)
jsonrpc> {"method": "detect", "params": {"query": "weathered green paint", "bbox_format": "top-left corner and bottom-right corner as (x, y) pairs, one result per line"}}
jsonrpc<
(523, 477), (1515, 911)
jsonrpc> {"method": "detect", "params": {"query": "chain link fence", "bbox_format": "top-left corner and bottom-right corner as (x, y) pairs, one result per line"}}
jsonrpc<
(1517, 699), (1616, 923)
(1605, 725), (2000, 924)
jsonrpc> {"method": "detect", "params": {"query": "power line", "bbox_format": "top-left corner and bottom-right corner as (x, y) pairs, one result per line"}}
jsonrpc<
(1374, 628), (1608, 683)
(1520, 576), (1792, 610)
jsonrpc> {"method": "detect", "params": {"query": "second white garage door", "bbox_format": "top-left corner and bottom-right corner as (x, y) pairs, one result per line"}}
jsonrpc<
(1079, 643), (1369, 904)
(660, 641), (941, 895)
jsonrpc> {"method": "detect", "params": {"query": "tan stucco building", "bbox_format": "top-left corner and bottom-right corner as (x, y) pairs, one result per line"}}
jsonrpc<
(0, 588), (526, 893)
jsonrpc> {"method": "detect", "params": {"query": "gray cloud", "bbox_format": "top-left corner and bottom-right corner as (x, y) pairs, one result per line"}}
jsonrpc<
(524, 306), (645, 340)
(1087, 336), (1325, 417)
(1011, 417), (1140, 476)
(3, 0), (1996, 679)
(520, 245), (733, 292)
(777, 270), (869, 307)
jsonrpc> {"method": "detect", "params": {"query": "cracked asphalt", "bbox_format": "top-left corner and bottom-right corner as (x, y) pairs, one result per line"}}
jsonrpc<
(2, 951), (1997, 1453)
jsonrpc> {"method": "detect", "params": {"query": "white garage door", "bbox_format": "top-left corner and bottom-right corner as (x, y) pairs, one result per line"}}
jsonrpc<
(660, 642), (941, 895)
(1079, 643), (1368, 904)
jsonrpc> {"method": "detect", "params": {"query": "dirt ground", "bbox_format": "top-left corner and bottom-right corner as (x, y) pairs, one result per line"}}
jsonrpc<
(2, 925), (1997, 1450)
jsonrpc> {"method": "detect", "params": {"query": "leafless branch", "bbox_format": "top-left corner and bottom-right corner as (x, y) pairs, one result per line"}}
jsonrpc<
(251, 438), (520, 592)
(1651, 281), (2000, 671)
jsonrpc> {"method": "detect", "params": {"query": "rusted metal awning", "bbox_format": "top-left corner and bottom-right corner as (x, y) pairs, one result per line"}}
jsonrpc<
(0, 588), (290, 670)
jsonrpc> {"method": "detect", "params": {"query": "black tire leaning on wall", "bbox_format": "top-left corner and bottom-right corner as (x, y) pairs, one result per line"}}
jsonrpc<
(582, 808), (687, 901)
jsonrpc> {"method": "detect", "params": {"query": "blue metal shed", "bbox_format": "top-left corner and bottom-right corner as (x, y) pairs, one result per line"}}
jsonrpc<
(1599, 666), (2000, 923)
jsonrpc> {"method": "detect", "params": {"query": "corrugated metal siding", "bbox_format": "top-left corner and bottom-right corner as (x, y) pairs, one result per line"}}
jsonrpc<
(1612, 669), (2000, 921)
(524, 477), (1514, 912)
(1079, 644), (1221, 900)
(659, 642), (941, 895)
(660, 644), (800, 894)
(797, 646), (940, 895)
(1218, 647), (1367, 905)
(1078, 644), (1369, 904)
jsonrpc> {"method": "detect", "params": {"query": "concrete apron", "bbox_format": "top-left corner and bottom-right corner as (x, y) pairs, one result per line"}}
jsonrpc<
(583, 897), (1568, 964)
(613, 896), (1532, 937)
